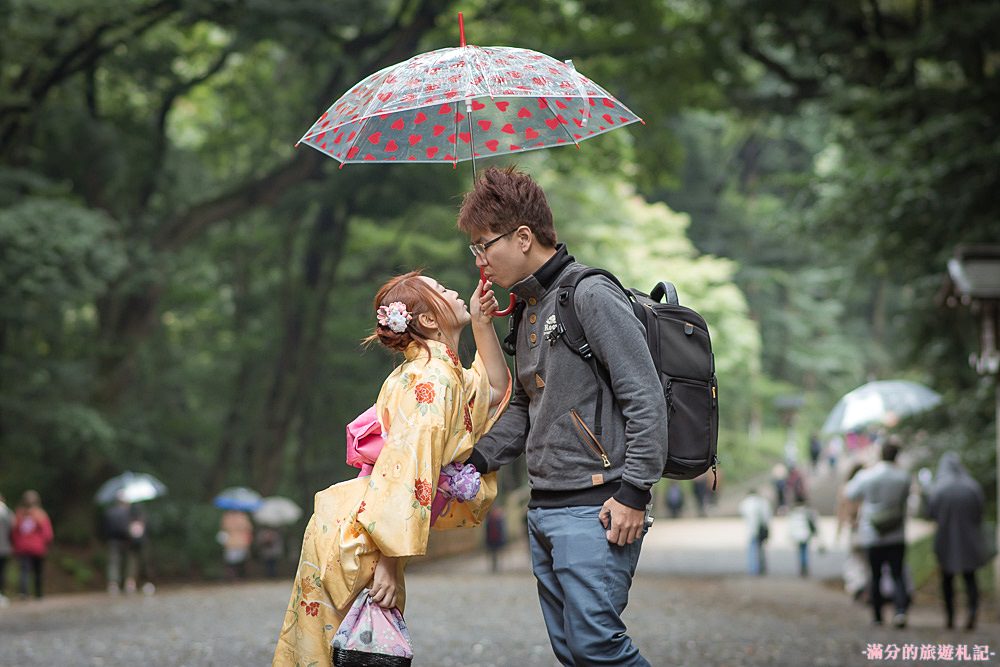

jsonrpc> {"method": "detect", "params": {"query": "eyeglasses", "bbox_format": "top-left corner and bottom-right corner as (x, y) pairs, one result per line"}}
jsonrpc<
(469, 230), (514, 258)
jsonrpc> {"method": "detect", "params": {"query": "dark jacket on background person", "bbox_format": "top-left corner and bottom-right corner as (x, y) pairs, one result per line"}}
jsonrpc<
(926, 452), (988, 574)
(103, 503), (132, 541)
(468, 245), (667, 510)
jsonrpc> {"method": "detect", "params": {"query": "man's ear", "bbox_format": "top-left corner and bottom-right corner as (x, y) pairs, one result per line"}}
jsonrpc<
(516, 225), (533, 252)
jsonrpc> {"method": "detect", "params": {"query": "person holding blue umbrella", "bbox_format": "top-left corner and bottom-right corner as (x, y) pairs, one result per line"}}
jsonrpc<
(218, 509), (254, 580)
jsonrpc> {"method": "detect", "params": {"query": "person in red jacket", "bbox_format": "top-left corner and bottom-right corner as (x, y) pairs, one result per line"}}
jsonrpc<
(12, 490), (53, 599)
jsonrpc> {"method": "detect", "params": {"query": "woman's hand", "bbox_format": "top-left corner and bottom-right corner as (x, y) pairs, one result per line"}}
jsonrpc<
(370, 554), (400, 609)
(471, 279), (499, 325)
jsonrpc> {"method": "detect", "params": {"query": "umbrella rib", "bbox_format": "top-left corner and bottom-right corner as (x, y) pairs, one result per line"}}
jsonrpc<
(564, 60), (592, 128)
(338, 115), (374, 168)
(462, 46), (488, 177)
(452, 100), (462, 168)
(469, 46), (496, 100)
(541, 98), (581, 148)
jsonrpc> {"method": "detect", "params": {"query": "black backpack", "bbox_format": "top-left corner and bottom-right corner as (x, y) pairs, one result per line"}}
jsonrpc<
(504, 267), (719, 485)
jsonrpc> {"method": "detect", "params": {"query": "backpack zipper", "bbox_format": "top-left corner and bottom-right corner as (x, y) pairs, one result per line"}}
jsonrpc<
(570, 409), (611, 468)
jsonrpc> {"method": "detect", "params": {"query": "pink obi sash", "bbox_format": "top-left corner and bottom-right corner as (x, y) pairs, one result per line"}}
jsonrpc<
(346, 406), (480, 525)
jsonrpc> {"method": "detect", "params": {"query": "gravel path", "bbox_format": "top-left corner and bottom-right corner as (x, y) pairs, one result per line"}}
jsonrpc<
(1, 517), (997, 666)
(1, 569), (996, 666)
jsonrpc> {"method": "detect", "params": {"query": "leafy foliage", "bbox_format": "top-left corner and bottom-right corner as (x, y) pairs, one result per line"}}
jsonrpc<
(2, 0), (997, 580)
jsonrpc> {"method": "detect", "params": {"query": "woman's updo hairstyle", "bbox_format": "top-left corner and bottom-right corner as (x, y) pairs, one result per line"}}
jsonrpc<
(363, 270), (457, 358)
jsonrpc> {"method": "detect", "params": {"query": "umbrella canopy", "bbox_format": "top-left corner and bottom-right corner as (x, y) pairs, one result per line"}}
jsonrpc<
(253, 496), (303, 527)
(298, 17), (640, 167)
(95, 471), (167, 504)
(213, 486), (263, 512)
(821, 380), (942, 435)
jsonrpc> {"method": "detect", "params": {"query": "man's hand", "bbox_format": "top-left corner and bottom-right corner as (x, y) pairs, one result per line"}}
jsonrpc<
(370, 554), (399, 609)
(599, 497), (645, 546)
(471, 279), (499, 324)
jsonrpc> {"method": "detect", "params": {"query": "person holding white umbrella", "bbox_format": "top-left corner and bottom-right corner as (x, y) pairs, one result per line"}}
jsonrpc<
(101, 492), (151, 595)
(253, 497), (301, 579)
(96, 471), (166, 595)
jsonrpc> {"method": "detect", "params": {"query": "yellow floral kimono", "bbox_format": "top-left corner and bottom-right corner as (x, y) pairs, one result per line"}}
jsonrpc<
(273, 340), (510, 666)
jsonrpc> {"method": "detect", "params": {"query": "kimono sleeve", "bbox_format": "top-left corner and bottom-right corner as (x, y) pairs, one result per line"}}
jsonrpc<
(462, 352), (512, 438)
(359, 363), (458, 558)
(431, 354), (511, 532)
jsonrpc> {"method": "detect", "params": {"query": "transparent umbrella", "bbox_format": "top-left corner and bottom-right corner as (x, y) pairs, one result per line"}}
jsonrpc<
(95, 471), (167, 505)
(254, 496), (303, 527)
(821, 380), (942, 435)
(297, 14), (641, 168)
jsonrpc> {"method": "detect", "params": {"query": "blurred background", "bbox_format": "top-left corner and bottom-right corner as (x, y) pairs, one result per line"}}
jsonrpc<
(0, 0), (996, 601)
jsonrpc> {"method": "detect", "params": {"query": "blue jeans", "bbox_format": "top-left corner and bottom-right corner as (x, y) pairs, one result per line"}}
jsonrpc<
(527, 506), (649, 667)
(748, 536), (766, 575)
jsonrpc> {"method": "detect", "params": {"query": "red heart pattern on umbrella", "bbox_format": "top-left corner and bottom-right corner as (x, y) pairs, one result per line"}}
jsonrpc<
(300, 45), (641, 163)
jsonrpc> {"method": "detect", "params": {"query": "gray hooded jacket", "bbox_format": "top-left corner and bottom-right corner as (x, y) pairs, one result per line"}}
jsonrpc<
(926, 452), (987, 573)
(468, 246), (667, 509)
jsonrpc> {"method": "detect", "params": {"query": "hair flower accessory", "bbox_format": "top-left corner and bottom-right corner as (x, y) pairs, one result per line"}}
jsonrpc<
(376, 301), (412, 333)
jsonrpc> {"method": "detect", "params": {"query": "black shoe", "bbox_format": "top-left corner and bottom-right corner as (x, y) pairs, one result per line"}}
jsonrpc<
(892, 613), (907, 629)
(965, 615), (976, 631)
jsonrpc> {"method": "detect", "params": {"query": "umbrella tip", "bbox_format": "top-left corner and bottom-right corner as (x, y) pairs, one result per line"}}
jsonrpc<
(458, 12), (466, 47)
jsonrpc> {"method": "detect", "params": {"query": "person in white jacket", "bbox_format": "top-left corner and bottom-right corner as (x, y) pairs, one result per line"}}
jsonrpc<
(787, 499), (819, 577)
(739, 488), (773, 575)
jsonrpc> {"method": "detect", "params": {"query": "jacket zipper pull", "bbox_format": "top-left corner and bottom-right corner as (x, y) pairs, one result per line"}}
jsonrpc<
(600, 454), (611, 468)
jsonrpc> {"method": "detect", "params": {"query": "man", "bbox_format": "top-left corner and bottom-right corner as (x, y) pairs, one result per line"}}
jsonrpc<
(459, 166), (667, 666)
(103, 493), (133, 594)
(738, 487), (772, 576)
(844, 436), (911, 628)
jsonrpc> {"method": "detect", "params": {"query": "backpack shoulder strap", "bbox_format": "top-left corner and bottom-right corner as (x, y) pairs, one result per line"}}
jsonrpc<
(555, 267), (634, 442)
(555, 267), (631, 360)
(500, 299), (527, 356)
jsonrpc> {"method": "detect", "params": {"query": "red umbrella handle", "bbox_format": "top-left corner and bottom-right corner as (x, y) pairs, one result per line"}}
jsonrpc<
(480, 267), (517, 316)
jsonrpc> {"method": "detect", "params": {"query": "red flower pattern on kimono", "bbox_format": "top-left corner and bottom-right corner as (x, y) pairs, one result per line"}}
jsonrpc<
(414, 478), (432, 507)
(463, 406), (473, 433)
(414, 382), (435, 404)
(445, 347), (460, 366)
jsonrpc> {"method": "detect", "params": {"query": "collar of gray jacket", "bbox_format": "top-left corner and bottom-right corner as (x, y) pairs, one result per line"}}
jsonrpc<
(511, 243), (574, 300)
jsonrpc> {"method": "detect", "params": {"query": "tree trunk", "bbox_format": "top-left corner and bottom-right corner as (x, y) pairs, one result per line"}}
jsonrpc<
(94, 277), (163, 409)
(249, 203), (351, 495)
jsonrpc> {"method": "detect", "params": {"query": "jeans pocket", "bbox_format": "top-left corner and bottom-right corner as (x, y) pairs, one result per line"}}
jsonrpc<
(564, 505), (602, 519)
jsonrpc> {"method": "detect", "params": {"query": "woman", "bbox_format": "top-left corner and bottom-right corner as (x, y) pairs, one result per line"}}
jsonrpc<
(924, 452), (987, 630)
(836, 463), (867, 601)
(11, 490), (53, 599)
(273, 271), (510, 665)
